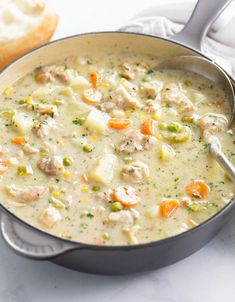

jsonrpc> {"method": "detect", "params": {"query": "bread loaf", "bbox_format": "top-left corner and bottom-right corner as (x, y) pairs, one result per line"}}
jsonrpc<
(0, 0), (58, 69)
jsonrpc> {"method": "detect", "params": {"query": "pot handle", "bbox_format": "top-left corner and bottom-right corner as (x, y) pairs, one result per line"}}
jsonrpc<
(171, 0), (233, 51)
(0, 211), (77, 260)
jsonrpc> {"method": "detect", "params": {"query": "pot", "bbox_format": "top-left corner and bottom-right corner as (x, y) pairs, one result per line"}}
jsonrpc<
(0, 0), (234, 275)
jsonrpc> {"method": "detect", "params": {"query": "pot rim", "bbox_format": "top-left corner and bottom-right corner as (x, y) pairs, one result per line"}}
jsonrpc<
(1, 30), (234, 251)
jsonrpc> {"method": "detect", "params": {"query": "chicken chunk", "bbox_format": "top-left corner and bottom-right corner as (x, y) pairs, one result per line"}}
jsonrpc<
(135, 62), (149, 76)
(196, 113), (228, 140)
(130, 208), (140, 221)
(39, 205), (61, 228)
(122, 225), (141, 244)
(35, 104), (58, 117)
(108, 210), (134, 227)
(95, 190), (113, 203)
(6, 184), (48, 202)
(121, 62), (149, 80)
(114, 86), (142, 110)
(23, 143), (39, 155)
(143, 99), (160, 112)
(34, 116), (57, 138)
(121, 161), (150, 183)
(118, 130), (157, 153)
(38, 156), (64, 176)
(99, 101), (116, 113)
(34, 65), (70, 85)
(161, 83), (196, 114)
(140, 80), (163, 99)
(121, 62), (135, 80)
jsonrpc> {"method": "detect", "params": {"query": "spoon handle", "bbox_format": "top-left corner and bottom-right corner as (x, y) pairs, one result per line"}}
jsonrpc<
(210, 138), (235, 184)
(171, 0), (233, 51)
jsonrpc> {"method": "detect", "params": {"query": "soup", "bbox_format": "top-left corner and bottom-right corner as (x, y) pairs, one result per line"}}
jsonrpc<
(0, 52), (234, 245)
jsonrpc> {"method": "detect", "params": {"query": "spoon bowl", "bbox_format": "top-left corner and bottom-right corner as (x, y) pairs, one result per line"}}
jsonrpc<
(156, 55), (235, 183)
(156, 56), (235, 126)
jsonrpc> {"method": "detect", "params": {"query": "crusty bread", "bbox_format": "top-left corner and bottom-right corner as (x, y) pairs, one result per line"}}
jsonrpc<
(0, 0), (58, 69)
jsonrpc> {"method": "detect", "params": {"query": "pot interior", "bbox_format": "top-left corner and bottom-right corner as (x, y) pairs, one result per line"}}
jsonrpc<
(0, 32), (198, 91)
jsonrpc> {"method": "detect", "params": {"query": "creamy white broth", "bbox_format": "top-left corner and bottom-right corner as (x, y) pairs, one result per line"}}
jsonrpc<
(0, 52), (234, 245)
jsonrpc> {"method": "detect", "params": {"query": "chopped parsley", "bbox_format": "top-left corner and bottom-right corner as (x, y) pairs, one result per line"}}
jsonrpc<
(72, 118), (85, 125)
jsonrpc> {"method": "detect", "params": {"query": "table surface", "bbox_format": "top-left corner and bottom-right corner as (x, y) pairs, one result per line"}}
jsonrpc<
(1, 0), (235, 301)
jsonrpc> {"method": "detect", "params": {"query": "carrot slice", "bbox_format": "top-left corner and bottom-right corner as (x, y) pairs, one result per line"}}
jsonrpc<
(113, 186), (140, 207)
(82, 88), (102, 105)
(0, 159), (8, 175)
(141, 119), (155, 136)
(108, 118), (132, 130)
(185, 180), (210, 199)
(11, 136), (28, 146)
(160, 199), (180, 217)
(90, 72), (101, 88)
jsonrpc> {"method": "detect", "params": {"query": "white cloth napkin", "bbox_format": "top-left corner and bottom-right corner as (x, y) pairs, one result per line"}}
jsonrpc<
(119, 1), (235, 78)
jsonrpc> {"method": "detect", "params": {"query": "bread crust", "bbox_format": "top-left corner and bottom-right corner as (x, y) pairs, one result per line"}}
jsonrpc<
(0, 8), (58, 70)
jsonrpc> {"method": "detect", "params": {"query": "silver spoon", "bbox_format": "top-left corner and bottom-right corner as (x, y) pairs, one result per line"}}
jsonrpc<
(156, 56), (235, 183)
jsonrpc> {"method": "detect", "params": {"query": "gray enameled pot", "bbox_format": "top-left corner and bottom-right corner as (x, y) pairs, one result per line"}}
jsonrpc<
(0, 0), (234, 274)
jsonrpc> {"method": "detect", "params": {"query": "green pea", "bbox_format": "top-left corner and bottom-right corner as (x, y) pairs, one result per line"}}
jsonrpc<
(72, 117), (86, 125)
(111, 202), (123, 212)
(92, 185), (100, 191)
(167, 122), (180, 132)
(181, 116), (194, 123)
(103, 233), (110, 241)
(184, 80), (192, 87)
(158, 122), (167, 130)
(83, 144), (94, 153)
(63, 157), (73, 166)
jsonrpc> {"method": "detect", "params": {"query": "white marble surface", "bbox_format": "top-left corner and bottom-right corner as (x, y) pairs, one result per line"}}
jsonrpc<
(1, 0), (235, 301)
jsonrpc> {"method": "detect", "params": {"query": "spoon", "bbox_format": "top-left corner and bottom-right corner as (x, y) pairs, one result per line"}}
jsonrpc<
(156, 56), (235, 183)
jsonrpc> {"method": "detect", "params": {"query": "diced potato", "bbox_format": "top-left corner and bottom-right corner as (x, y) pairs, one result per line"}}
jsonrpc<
(84, 109), (110, 133)
(12, 113), (34, 134)
(89, 154), (117, 185)
(159, 143), (175, 161)
(39, 205), (61, 228)
(58, 86), (73, 97)
(72, 136), (88, 147)
(32, 86), (54, 99)
(145, 205), (160, 218)
(67, 101), (92, 116)
(70, 75), (91, 91)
